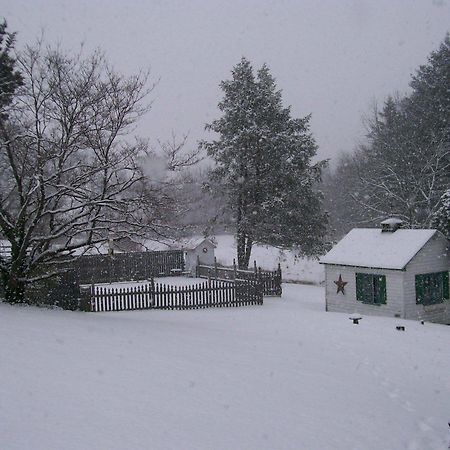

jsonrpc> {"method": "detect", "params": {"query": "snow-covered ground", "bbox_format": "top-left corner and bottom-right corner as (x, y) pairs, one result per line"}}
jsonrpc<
(1, 284), (450, 450)
(213, 234), (324, 284)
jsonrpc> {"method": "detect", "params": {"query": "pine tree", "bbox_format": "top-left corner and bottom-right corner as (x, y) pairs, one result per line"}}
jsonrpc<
(0, 20), (23, 117)
(201, 58), (327, 268)
(406, 33), (450, 213)
(431, 189), (450, 239)
(408, 34), (450, 147)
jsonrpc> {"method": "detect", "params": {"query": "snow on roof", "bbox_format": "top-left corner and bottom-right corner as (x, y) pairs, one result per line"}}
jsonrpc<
(380, 217), (403, 225)
(176, 237), (217, 250)
(320, 228), (438, 270)
(140, 237), (217, 251)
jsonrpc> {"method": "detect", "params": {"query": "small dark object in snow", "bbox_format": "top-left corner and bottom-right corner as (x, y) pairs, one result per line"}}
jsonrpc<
(396, 326), (405, 331)
(349, 317), (362, 324)
(421, 320), (425, 325)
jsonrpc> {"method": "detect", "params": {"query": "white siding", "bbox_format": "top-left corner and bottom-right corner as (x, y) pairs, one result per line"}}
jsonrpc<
(185, 241), (216, 275)
(403, 234), (450, 324)
(325, 264), (405, 318)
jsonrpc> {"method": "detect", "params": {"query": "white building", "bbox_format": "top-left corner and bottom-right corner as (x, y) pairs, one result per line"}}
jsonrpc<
(176, 237), (216, 276)
(320, 219), (450, 324)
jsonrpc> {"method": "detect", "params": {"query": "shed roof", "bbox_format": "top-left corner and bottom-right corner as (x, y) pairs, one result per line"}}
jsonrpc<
(320, 228), (438, 270)
(177, 237), (216, 250)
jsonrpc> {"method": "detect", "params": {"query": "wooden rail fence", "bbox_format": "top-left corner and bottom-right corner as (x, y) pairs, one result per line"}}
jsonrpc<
(196, 258), (282, 296)
(86, 278), (263, 312)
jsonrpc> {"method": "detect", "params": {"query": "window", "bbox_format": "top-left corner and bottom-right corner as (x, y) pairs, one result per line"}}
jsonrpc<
(415, 272), (449, 305)
(356, 273), (387, 304)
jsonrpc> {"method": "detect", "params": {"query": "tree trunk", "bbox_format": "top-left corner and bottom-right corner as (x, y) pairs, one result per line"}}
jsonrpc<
(1, 270), (26, 303)
(237, 230), (253, 270)
(236, 189), (253, 269)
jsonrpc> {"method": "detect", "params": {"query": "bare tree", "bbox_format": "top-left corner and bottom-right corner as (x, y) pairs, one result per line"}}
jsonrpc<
(321, 152), (373, 239)
(350, 97), (449, 228)
(326, 94), (449, 234)
(0, 42), (168, 303)
(158, 131), (203, 172)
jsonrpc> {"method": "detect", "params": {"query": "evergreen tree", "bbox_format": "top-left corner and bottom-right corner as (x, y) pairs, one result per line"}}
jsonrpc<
(431, 189), (450, 239)
(407, 34), (450, 147)
(406, 33), (450, 217)
(201, 58), (327, 268)
(0, 20), (23, 117)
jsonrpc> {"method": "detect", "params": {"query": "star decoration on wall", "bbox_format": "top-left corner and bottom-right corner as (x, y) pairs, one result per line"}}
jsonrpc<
(334, 274), (347, 294)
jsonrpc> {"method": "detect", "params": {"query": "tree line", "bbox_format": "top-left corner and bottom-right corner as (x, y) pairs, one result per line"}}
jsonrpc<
(323, 35), (449, 239)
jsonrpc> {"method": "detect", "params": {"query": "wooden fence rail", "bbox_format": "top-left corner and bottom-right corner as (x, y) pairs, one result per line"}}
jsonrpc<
(64, 250), (185, 285)
(28, 249), (186, 309)
(87, 278), (263, 312)
(196, 258), (282, 296)
(90, 284), (154, 312)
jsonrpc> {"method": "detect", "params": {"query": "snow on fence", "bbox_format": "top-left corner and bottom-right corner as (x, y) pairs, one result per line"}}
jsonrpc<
(86, 278), (263, 312)
(196, 258), (282, 296)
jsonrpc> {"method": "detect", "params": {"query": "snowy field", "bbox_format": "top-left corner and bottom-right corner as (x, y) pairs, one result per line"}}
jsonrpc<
(213, 234), (324, 284)
(1, 284), (450, 450)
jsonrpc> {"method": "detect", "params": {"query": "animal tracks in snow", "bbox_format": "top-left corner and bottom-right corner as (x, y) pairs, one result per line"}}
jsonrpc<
(407, 417), (448, 450)
(360, 356), (416, 413)
(361, 357), (448, 449)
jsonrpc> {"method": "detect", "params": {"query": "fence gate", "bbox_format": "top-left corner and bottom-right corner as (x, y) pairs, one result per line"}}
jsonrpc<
(196, 259), (282, 297)
(235, 279), (263, 304)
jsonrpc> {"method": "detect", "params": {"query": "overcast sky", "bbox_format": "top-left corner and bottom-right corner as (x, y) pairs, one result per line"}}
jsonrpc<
(3, 0), (449, 163)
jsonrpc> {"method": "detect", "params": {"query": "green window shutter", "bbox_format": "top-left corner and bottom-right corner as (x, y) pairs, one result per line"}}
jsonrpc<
(415, 274), (424, 304)
(378, 275), (387, 304)
(443, 271), (449, 300)
(356, 273), (364, 302)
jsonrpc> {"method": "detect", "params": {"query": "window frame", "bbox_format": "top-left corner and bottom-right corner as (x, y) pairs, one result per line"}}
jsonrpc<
(355, 273), (387, 305)
(415, 271), (449, 306)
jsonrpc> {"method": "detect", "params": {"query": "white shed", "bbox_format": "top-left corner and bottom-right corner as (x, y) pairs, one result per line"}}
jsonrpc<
(320, 220), (450, 324)
(177, 237), (216, 276)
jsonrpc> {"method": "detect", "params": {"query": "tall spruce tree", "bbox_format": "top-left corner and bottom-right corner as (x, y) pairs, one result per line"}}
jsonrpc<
(432, 189), (450, 239)
(0, 20), (23, 117)
(201, 58), (327, 268)
(407, 34), (450, 148)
